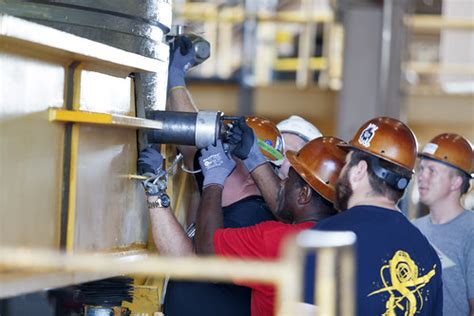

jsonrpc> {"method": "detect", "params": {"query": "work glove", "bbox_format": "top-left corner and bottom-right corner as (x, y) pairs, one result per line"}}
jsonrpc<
(227, 117), (266, 172)
(138, 147), (167, 196)
(138, 147), (164, 175)
(168, 36), (196, 91)
(199, 140), (236, 188)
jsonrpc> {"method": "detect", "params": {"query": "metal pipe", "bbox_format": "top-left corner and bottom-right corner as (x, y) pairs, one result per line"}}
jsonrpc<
(50, 108), (227, 149)
(147, 110), (223, 148)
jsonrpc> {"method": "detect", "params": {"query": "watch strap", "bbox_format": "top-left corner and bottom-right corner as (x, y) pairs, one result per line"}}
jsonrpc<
(147, 193), (170, 208)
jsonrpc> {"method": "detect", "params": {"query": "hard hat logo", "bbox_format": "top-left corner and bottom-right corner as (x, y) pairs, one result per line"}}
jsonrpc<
(358, 123), (379, 148)
(418, 133), (473, 176)
(422, 143), (439, 155)
(257, 139), (284, 161)
(245, 116), (285, 163)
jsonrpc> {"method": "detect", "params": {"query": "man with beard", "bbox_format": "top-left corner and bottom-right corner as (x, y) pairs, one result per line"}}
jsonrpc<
(195, 135), (347, 316)
(413, 133), (473, 316)
(305, 117), (443, 316)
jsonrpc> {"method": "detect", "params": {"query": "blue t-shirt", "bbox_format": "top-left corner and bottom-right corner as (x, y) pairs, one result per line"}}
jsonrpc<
(305, 205), (443, 316)
(164, 196), (276, 316)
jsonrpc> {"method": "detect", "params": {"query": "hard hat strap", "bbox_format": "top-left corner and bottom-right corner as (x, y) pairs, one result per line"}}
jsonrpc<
(257, 139), (284, 161)
(368, 155), (410, 190)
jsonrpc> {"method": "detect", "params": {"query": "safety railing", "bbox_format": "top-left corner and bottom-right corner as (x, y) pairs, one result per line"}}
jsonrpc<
(0, 230), (356, 316)
(173, 1), (343, 89)
(403, 14), (474, 95)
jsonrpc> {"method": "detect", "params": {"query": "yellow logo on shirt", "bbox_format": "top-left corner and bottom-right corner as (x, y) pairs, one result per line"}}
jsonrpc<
(368, 250), (436, 316)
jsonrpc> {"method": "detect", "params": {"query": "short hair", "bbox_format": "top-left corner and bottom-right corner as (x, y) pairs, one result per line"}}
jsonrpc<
(449, 168), (471, 195)
(347, 150), (412, 203)
(292, 169), (337, 216)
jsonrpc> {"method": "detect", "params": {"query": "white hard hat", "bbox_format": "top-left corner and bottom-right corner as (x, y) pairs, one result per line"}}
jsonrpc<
(276, 115), (322, 142)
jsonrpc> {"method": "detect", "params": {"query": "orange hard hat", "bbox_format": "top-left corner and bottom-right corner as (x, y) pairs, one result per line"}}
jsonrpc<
(418, 133), (473, 176)
(246, 116), (285, 163)
(286, 136), (347, 203)
(341, 117), (418, 173)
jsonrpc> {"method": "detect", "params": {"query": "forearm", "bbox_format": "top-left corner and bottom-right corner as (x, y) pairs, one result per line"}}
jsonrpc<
(469, 298), (474, 316)
(195, 185), (224, 255)
(167, 86), (198, 113)
(186, 183), (201, 227)
(148, 196), (193, 256)
(251, 163), (283, 217)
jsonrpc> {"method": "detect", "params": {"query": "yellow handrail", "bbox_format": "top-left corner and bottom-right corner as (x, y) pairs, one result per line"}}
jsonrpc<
(405, 15), (474, 31)
(48, 108), (163, 130)
(0, 230), (356, 316)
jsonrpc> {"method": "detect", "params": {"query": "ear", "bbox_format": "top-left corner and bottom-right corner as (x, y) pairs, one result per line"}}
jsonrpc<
(297, 185), (313, 205)
(450, 174), (463, 192)
(349, 160), (368, 187)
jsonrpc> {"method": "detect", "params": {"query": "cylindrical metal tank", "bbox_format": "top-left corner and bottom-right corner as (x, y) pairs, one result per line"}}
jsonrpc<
(0, 0), (171, 58)
(0, 0), (172, 110)
(0, 7), (170, 298)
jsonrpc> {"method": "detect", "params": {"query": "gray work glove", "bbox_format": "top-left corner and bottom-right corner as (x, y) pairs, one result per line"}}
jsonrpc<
(199, 140), (236, 188)
(168, 36), (196, 91)
(227, 117), (267, 172)
(138, 146), (164, 175)
(138, 147), (167, 196)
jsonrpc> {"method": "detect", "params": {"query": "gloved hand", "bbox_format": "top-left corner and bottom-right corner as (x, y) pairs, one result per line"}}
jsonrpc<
(168, 36), (196, 91)
(199, 140), (236, 188)
(138, 147), (167, 196)
(227, 117), (266, 172)
(138, 146), (164, 175)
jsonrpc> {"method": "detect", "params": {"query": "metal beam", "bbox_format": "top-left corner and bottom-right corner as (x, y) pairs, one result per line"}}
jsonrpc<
(48, 108), (164, 130)
(336, 0), (408, 140)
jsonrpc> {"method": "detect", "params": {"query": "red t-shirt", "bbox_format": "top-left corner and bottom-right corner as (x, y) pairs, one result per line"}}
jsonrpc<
(213, 220), (315, 316)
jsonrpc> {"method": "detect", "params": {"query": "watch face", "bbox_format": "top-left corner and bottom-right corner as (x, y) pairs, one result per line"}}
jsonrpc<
(161, 194), (171, 208)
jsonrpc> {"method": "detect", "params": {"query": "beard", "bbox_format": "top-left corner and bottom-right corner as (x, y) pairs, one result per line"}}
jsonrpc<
(335, 169), (353, 212)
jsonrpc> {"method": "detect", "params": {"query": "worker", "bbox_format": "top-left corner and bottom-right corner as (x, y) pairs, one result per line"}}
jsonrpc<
(305, 117), (443, 315)
(193, 135), (347, 315)
(166, 36), (281, 228)
(413, 133), (474, 316)
(276, 115), (322, 178)
(145, 36), (284, 316)
(139, 133), (345, 315)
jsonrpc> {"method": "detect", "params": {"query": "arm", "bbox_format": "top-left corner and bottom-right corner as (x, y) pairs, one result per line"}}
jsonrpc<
(147, 195), (193, 256)
(168, 86), (198, 113)
(228, 118), (282, 216)
(194, 185), (224, 255)
(194, 140), (236, 255)
(138, 147), (194, 256)
(185, 178), (201, 227)
(166, 38), (199, 169)
(250, 163), (283, 216)
(468, 236), (474, 316)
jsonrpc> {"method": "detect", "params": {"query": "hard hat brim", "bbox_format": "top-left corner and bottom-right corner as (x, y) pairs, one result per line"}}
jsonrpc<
(337, 142), (414, 174)
(286, 150), (335, 203)
(418, 152), (473, 178)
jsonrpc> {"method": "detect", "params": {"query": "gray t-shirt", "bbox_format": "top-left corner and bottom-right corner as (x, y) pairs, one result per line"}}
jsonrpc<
(413, 210), (474, 316)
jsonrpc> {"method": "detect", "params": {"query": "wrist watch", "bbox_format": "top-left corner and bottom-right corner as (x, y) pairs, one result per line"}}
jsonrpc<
(147, 193), (171, 208)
